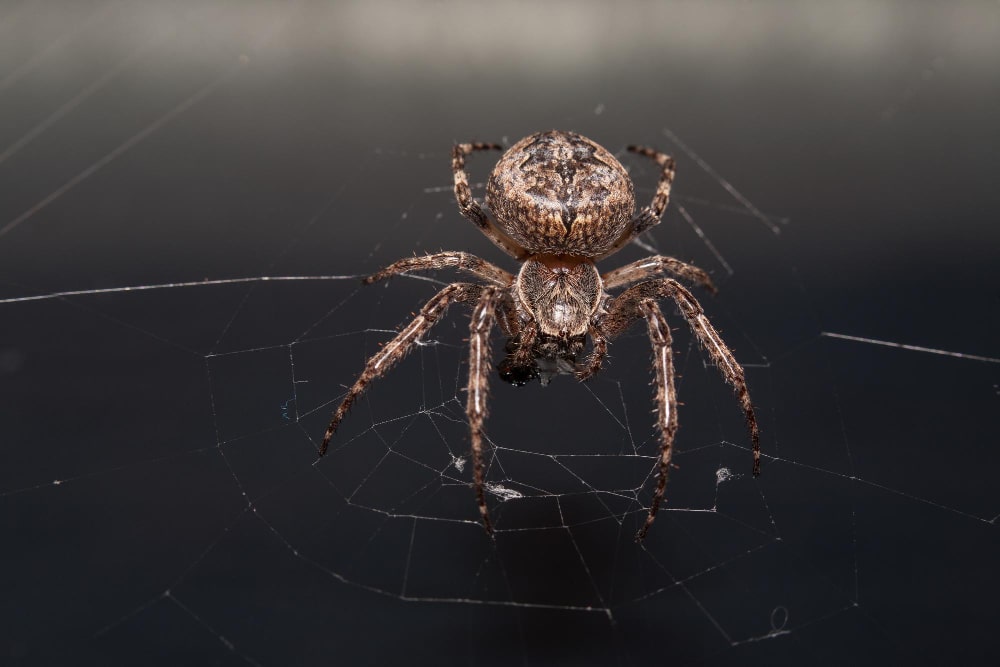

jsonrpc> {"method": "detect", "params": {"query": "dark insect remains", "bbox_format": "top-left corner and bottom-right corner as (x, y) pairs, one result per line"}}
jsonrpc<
(320, 130), (760, 541)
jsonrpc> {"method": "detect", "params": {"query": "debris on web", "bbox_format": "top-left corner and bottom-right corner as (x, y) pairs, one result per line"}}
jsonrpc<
(485, 483), (524, 502)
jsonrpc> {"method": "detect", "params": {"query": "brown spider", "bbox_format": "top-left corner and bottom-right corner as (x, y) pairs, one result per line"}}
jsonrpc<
(320, 130), (759, 541)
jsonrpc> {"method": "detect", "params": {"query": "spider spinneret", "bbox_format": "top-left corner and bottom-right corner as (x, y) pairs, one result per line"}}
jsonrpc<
(320, 129), (760, 541)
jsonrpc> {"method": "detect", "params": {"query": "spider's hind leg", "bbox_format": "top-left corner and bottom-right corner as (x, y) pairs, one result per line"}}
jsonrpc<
(452, 142), (530, 260)
(597, 145), (677, 261)
(627, 144), (676, 223)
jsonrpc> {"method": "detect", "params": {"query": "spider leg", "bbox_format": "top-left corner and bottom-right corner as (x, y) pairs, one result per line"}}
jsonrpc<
(628, 145), (677, 222)
(603, 278), (760, 480)
(452, 142), (531, 260)
(636, 300), (678, 541)
(364, 251), (513, 287)
(597, 145), (676, 261)
(495, 292), (521, 339)
(497, 319), (539, 386)
(466, 286), (503, 535)
(583, 251), (714, 381)
(508, 323), (537, 368)
(602, 255), (716, 294)
(319, 282), (483, 456)
(575, 325), (608, 381)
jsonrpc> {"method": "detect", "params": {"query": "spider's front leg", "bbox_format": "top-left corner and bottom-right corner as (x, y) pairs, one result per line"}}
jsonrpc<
(466, 286), (503, 534)
(590, 293), (679, 540)
(319, 282), (483, 456)
(606, 278), (759, 473)
(575, 325), (609, 382)
(578, 253), (719, 382)
(602, 278), (761, 539)
(637, 300), (678, 541)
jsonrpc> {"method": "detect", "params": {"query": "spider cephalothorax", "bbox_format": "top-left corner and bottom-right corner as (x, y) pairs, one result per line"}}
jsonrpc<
(499, 254), (601, 385)
(320, 130), (760, 541)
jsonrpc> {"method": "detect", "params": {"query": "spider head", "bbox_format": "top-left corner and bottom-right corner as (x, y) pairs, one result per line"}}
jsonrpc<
(515, 256), (602, 339)
(504, 256), (601, 387)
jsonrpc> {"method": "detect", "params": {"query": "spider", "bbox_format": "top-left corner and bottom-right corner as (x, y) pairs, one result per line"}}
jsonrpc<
(319, 130), (760, 541)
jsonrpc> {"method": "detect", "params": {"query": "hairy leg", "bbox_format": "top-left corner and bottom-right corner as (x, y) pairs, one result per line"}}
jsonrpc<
(494, 293), (521, 339)
(636, 300), (679, 541)
(507, 323), (537, 368)
(603, 278), (760, 476)
(452, 142), (530, 260)
(575, 325), (608, 381)
(597, 145), (677, 261)
(497, 320), (538, 386)
(466, 286), (503, 534)
(602, 255), (716, 294)
(364, 251), (514, 287)
(319, 282), (483, 456)
(628, 144), (677, 222)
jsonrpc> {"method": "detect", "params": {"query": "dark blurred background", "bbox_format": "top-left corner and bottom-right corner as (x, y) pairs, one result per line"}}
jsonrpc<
(1, 1), (997, 665)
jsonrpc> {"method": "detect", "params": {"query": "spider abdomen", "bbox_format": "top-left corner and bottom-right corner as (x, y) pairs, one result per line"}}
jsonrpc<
(486, 130), (635, 257)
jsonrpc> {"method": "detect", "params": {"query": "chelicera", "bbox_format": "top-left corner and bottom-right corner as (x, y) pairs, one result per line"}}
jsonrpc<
(320, 130), (760, 541)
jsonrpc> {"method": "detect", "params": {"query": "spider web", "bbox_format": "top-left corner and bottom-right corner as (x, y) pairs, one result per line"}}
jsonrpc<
(1, 3), (998, 666)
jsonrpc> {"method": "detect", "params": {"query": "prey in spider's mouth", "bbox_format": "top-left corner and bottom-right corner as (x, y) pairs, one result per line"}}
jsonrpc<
(497, 331), (586, 387)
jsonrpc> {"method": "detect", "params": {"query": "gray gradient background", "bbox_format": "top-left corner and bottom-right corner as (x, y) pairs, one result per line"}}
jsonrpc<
(1, 1), (998, 665)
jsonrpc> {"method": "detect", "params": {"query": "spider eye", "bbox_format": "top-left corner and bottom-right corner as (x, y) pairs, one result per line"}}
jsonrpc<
(497, 357), (539, 387)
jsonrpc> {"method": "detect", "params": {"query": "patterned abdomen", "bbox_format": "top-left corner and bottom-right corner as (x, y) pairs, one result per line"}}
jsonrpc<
(486, 130), (635, 257)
